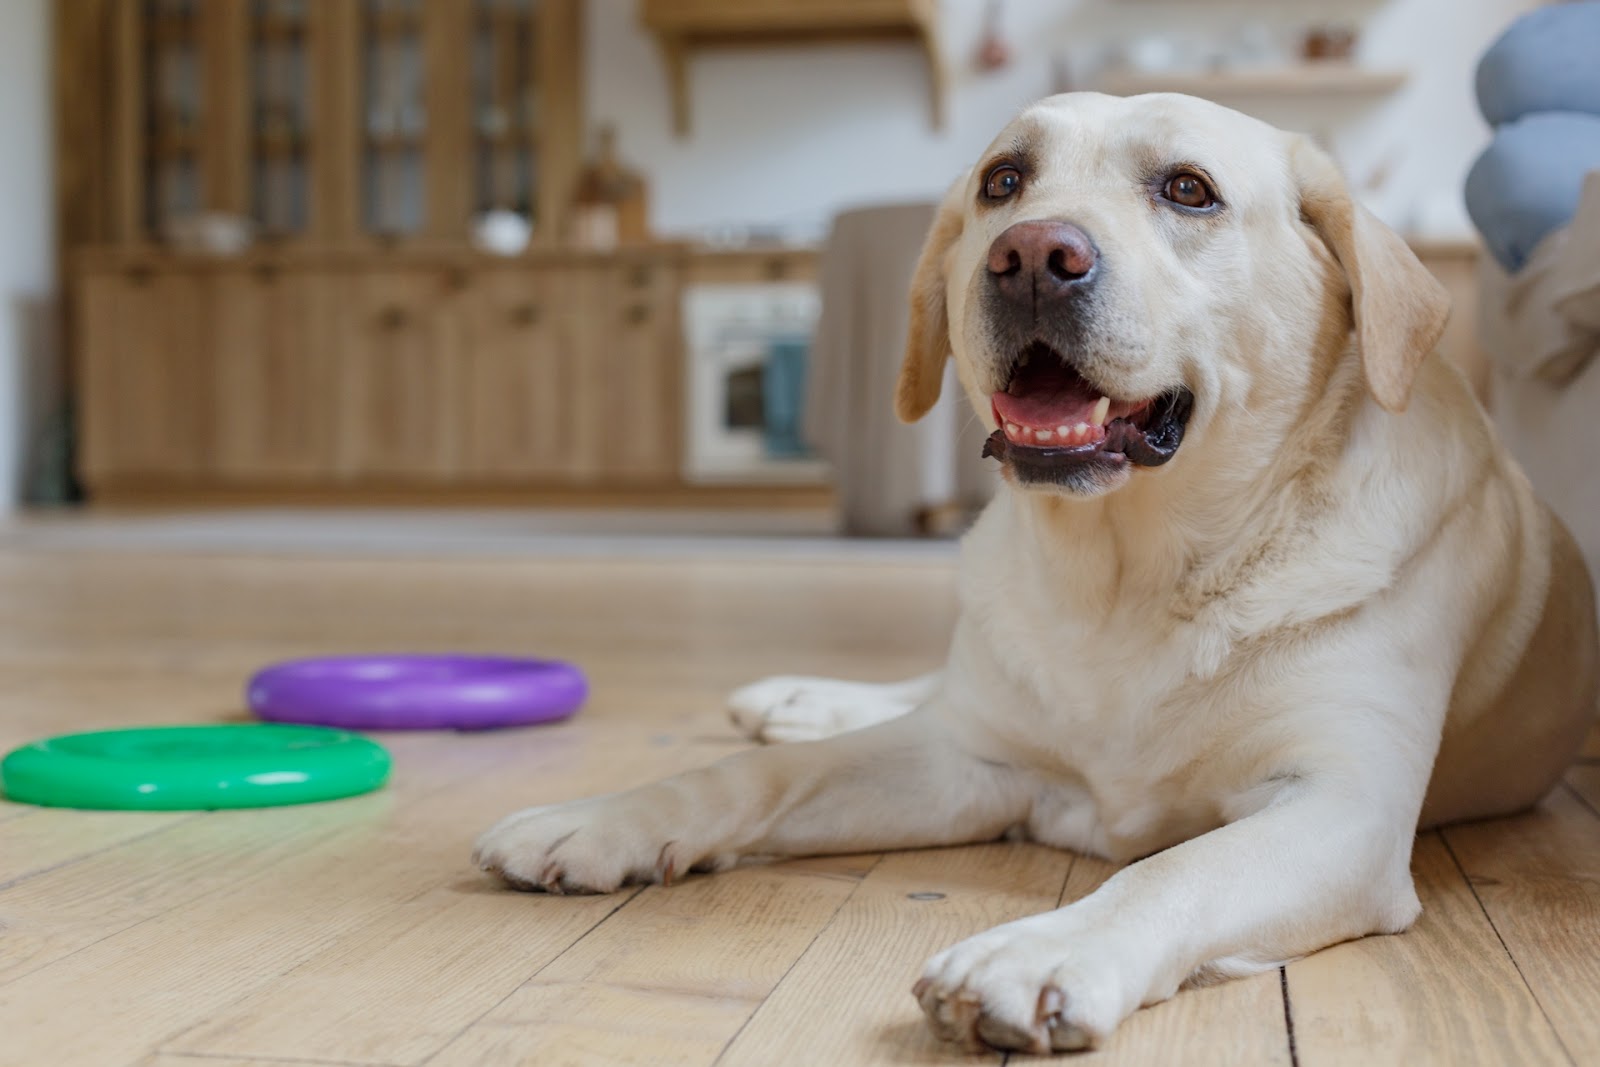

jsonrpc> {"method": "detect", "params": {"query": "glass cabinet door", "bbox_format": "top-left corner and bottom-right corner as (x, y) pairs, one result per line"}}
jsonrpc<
(362, 0), (426, 236)
(251, 0), (310, 238)
(472, 0), (538, 225)
(143, 0), (204, 234)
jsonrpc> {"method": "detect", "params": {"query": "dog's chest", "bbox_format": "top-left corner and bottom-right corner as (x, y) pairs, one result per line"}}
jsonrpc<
(960, 529), (1267, 857)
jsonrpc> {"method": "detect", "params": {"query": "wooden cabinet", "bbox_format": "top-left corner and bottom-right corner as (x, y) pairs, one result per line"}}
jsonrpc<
(463, 269), (581, 481)
(78, 269), (213, 482)
(594, 260), (683, 482)
(210, 268), (340, 480)
(59, 0), (583, 251)
(60, 7), (830, 506)
(71, 248), (700, 497)
(338, 271), (468, 479)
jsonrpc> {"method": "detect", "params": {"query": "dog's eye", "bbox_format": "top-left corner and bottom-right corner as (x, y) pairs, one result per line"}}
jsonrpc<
(983, 165), (1023, 201)
(1163, 171), (1216, 210)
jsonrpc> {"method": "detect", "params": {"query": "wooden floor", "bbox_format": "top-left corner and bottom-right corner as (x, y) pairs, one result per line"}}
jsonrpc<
(0, 545), (1597, 1067)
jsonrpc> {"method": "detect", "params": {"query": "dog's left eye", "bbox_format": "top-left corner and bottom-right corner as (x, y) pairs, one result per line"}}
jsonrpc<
(1163, 171), (1217, 210)
(984, 165), (1023, 200)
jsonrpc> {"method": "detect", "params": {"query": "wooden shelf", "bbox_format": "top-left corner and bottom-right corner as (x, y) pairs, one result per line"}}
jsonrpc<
(1100, 64), (1407, 100)
(641, 0), (945, 136)
(149, 129), (200, 160)
(476, 129), (538, 150)
(366, 133), (426, 154)
(146, 16), (200, 47)
(253, 17), (308, 45)
(255, 131), (309, 160)
(366, 9), (423, 40)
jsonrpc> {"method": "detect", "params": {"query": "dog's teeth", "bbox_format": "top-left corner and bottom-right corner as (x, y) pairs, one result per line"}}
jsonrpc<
(1057, 425), (1072, 438)
(1074, 422), (1090, 442)
(1091, 396), (1111, 426)
(1034, 428), (1052, 443)
(1006, 422), (1023, 438)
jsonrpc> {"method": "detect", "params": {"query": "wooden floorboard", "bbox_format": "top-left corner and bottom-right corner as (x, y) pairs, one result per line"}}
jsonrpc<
(429, 854), (874, 1067)
(720, 844), (1070, 1066)
(1286, 832), (1570, 1066)
(1438, 787), (1600, 1063)
(0, 548), (1595, 1066)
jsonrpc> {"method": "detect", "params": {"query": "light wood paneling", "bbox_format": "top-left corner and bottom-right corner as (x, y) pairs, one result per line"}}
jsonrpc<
(336, 271), (466, 478)
(211, 269), (341, 480)
(463, 269), (581, 480)
(598, 258), (684, 482)
(76, 269), (213, 481)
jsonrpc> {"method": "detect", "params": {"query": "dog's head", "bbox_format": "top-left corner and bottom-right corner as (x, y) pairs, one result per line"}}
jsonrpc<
(898, 92), (1450, 497)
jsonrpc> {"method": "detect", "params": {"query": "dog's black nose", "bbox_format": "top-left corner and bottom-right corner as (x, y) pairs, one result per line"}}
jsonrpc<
(986, 220), (1099, 309)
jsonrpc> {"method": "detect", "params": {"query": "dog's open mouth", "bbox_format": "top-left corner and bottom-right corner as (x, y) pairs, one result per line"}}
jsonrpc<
(983, 343), (1194, 479)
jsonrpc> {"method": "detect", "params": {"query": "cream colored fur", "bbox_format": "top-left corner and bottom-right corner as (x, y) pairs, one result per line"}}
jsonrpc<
(477, 94), (1598, 1054)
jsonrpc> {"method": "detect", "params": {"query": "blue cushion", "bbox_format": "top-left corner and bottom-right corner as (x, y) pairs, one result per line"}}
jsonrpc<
(1477, 1), (1600, 126)
(1466, 111), (1600, 272)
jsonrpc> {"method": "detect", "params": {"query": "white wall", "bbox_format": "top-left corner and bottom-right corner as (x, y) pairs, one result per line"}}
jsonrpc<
(0, 0), (53, 515)
(587, 0), (1538, 240)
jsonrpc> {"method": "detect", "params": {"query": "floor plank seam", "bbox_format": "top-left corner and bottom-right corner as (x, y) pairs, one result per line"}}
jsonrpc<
(414, 883), (649, 1066)
(1053, 851), (1078, 908)
(157, 1048), (397, 1067)
(1, 806), (390, 998)
(1438, 829), (1578, 1067)
(710, 852), (889, 1066)
(0, 812), (208, 895)
(1278, 967), (1298, 1067)
(0, 812), (205, 896)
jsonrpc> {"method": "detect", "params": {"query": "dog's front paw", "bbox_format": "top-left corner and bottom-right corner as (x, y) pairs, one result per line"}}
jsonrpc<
(473, 797), (692, 894)
(913, 914), (1141, 1053)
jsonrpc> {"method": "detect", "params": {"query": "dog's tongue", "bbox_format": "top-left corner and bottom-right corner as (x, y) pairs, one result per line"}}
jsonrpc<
(992, 387), (1101, 429)
(993, 360), (1103, 430)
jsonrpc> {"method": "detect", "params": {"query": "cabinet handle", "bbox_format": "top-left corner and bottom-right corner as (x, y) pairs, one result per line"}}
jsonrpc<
(378, 307), (409, 331)
(254, 264), (279, 285)
(510, 303), (542, 327)
(445, 269), (469, 292)
(624, 304), (650, 325)
(628, 265), (652, 288)
(126, 266), (153, 286)
(764, 257), (790, 281)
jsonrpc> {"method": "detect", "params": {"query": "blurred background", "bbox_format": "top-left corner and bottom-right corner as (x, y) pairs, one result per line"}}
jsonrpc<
(0, 1), (1544, 553)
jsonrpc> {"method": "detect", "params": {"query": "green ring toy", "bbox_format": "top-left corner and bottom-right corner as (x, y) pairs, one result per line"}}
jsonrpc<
(0, 724), (391, 811)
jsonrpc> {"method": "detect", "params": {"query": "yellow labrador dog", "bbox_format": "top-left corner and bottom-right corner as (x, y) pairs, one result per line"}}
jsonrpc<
(477, 93), (1598, 1053)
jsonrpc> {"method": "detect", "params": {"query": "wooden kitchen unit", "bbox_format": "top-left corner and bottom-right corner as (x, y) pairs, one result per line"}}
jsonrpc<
(59, 1), (825, 507)
(73, 245), (705, 501)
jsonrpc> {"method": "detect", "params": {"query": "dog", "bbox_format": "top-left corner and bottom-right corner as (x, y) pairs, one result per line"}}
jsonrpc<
(476, 93), (1599, 1053)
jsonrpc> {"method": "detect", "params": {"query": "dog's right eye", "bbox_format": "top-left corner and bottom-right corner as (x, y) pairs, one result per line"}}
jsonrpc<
(983, 165), (1023, 201)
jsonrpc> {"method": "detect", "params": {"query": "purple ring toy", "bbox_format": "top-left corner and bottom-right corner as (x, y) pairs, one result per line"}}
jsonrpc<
(247, 655), (587, 731)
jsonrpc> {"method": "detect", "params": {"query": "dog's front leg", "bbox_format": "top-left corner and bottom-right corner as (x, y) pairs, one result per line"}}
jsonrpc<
(914, 775), (1423, 1053)
(474, 705), (1031, 893)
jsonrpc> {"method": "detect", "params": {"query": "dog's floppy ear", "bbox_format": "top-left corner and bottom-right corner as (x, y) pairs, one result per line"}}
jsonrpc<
(1291, 138), (1450, 413)
(896, 176), (968, 423)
